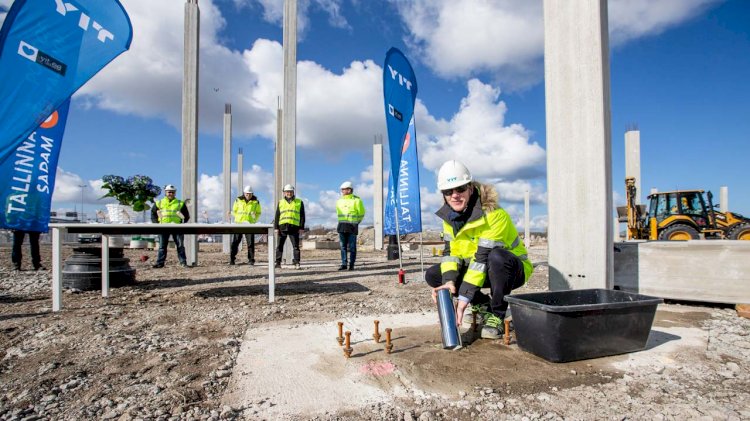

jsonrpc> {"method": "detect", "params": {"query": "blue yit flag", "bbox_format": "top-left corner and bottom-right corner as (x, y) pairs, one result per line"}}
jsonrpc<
(0, 0), (133, 231)
(383, 47), (422, 235)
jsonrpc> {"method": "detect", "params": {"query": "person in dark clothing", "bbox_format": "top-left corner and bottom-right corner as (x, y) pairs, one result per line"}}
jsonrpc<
(274, 184), (305, 269)
(150, 184), (190, 268)
(11, 230), (43, 270)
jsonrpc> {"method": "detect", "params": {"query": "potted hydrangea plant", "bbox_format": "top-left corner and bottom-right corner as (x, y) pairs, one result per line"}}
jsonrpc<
(101, 175), (161, 223)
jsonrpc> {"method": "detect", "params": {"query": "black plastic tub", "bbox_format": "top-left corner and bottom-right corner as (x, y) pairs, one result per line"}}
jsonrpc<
(505, 289), (662, 363)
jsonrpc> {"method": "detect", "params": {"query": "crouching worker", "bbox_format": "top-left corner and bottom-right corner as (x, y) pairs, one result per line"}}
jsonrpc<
(427, 160), (532, 339)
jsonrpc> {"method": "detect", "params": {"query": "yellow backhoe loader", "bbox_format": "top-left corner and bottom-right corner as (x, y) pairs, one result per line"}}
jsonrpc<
(624, 177), (750, 241)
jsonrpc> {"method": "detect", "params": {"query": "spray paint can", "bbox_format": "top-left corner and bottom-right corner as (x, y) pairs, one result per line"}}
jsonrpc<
(436, 289), (461, 349)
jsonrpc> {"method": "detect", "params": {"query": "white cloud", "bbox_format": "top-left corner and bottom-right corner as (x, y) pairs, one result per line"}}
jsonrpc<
(393, 0), (720, 89)
(608, 0), (720, 46)
(234, 0), (351, 36)
(420, 79), (545, 182)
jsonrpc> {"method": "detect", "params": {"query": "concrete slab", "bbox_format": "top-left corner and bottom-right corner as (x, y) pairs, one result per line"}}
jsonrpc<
(223, 305), (712, 419)
(614, 240), (750, 303)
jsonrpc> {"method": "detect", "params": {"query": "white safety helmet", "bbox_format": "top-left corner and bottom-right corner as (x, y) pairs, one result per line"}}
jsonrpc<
(340, 181), (353, 190)
(282, 184), (295, 192)
(437, 160), (472, 190)
(164, 184), (176, 192)
(243, 186), (253, 194)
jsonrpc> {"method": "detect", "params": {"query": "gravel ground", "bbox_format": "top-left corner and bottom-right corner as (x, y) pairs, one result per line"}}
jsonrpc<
(1, 238), (748, 420)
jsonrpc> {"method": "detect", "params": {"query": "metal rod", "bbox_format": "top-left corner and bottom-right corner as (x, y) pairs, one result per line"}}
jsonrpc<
(385, 328), (393, 354)
(504, 319), (511, 346)
(343, 331), (353, 358)
(373, 320), (381, 343)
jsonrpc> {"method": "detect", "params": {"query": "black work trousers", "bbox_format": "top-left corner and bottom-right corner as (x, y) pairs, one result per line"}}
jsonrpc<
(275, 231), (300, 264)
(230, 234), (255, 263)
(12, 230), (41, 269)
(425, 248), (525, 319)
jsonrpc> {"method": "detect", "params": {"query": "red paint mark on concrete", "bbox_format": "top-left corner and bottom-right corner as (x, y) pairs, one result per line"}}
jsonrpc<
(359, 361), (396, 376)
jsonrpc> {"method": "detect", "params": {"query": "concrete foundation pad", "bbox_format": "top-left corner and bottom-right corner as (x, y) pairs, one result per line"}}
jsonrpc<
(223, 305), (712, 419)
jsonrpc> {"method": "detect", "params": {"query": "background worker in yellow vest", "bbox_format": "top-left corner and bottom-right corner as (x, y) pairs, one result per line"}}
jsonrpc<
(428, 160), (533, 339)
(150, 184), (190, 268)
(336, 181), (365, 270)
(273, 184), (305, 269)
(229, 186), (261, 265)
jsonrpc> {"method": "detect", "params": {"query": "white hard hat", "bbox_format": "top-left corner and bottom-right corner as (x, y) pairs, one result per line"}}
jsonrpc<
(437, 160), (472, 190)
(282, 184), (295, 192)
(243, 186), (253, 194)
(340, 181), (353, 190)
(164, 184), (176, 192)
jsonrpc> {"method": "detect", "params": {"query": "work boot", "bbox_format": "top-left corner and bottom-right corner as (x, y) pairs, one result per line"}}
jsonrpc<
(294, 263), (301, 270)
(274, 262), (281, 269)
(13, 264), (21, 271)
(229, 259), (236, 266)
(481, 314), (504, 340)
(348, 265), (354, 271)
(152, 263), (164, 269)
(338, 265), (347, 271)
(463, 303), (489, 327)
(180, 262), (190, 268)
(34, 265), (46, 271)
(248, 260), (255, 266)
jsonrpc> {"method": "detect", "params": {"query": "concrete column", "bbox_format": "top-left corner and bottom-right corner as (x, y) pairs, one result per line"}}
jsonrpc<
(373, 135), (383, 250)
(524, 190), (530, 248)
(275, 107), (282, 208)
(281, 0), (297, 264)
(182, 0), (199, 266)
(282, 0), (297, 190)
(720, 186), (728, 213)
(237, 148), (244, 197)
(544, 0), (613, 290)
(222, 104), (232, 254)
(624, 129), (641, 204)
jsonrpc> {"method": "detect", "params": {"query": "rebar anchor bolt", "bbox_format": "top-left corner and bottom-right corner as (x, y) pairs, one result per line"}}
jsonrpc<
(504, 319), (512, 346)
(343, 331), (353, 358)
(336, 322), (344, 346)
(471, 312), (478, 333)
(373, 320), (381, 343)
(385, 328), (393, 354)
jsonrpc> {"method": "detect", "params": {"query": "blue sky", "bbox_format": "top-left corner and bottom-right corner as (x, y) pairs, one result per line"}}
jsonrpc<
(1, 0), (748, 231)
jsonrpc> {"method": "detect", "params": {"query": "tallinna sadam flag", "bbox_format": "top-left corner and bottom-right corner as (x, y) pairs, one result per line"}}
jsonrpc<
(384, 115), (422, 235)
(0, 0), (133, 231)
(383, 47), (421, 235)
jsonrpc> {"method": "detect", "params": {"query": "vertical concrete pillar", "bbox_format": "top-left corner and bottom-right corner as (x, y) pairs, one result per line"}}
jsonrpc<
(373, 135), (384, 250)
(282, 0), (297, 190)
(222, 104), (232, 254)
(275, 106), (282, 208)
(281, 0), (297, 264)
(182, 0), (199, 265)
(720, 186), (728, 213)
(237, 148), (244, 197)
(524, 190), (530, 248)
(544, 0), (613, 290)
(625, 129), (641, 204)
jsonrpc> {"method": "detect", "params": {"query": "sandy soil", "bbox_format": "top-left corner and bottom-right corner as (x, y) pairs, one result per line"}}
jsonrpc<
(1, 239), (748, 420)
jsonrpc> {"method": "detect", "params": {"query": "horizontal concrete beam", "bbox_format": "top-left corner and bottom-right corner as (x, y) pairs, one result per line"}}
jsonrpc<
(614, 240), (750, 304)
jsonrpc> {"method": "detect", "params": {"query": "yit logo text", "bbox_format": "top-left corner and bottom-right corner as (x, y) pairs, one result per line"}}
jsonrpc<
(54, 0), (115, 43)
(387, 65), (413, 91)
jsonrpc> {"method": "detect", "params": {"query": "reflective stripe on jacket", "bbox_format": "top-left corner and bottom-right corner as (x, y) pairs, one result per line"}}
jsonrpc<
(336, 194), (365, 224)
(278, 198), (302, 226)
(440, 207), (532, 288)
(157, 198), (184, 224)
(233, 197), (261, 223)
